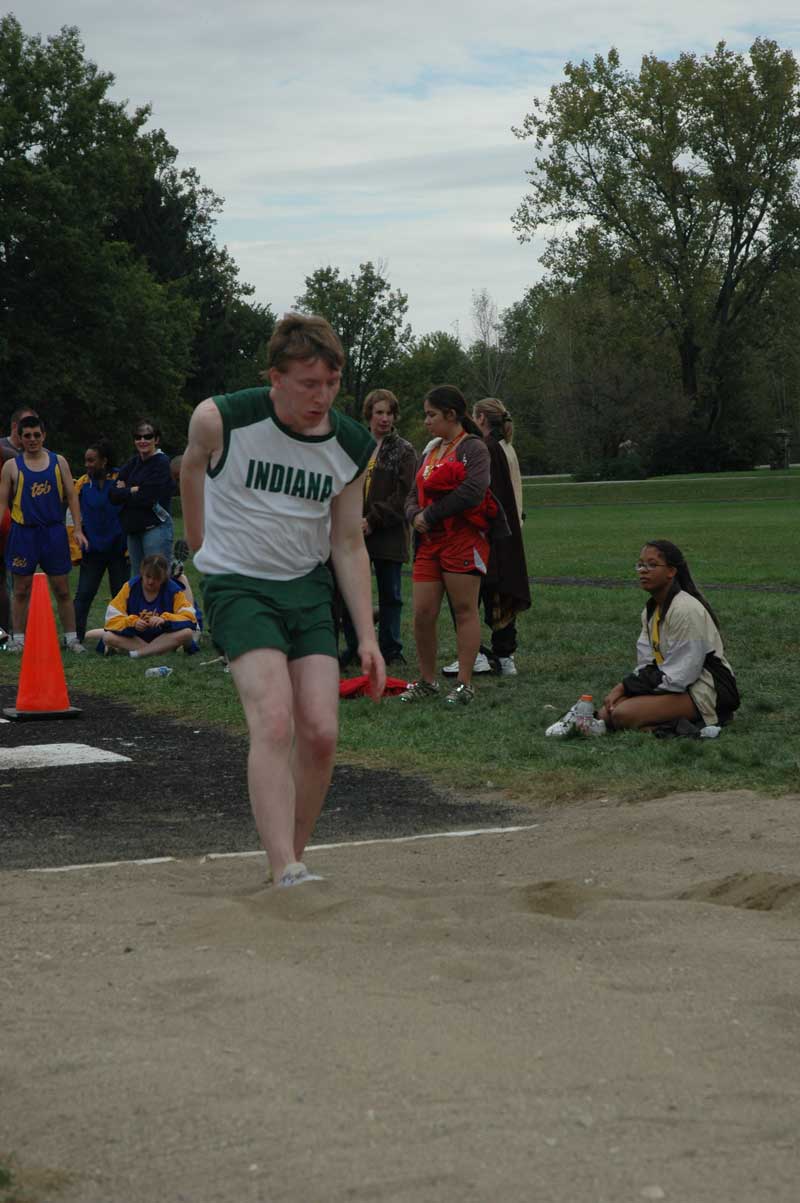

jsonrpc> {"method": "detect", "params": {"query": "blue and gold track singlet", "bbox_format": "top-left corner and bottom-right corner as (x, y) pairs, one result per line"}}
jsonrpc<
(11, 451), (65, 526)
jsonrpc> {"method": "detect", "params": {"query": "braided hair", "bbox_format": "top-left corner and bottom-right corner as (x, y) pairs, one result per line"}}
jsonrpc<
(644, 540), (720, 630)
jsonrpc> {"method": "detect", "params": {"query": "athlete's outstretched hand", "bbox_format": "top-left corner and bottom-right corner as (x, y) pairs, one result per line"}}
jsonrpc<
(360, 641), (386, 702)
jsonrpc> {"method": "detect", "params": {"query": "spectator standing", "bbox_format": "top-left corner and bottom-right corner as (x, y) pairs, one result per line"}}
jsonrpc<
(340, 389), (416, 667)
(0, 414), (87, 651)
(72, 438), (129, 641)
(471, 398), (530, 676)
(400, 386), (496, 707)
(111, 419), (173, 575)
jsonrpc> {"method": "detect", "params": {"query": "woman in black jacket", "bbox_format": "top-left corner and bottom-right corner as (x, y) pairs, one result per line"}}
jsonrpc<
(110, 418), (174, 576)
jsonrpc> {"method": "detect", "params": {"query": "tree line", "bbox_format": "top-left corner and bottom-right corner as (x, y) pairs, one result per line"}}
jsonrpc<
(2, 16), (799, 473)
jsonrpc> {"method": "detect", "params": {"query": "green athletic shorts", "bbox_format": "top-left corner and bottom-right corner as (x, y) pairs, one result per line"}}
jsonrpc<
(202, 564), (337, 662)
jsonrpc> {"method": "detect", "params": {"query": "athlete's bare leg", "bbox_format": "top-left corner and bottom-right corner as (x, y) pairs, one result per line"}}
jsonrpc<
(11, 573), (33, 634)
(288, 654), (340, 860)
(229, 648), (298, 882)
(598, 692), (698, 729)
(101, 629), (193, 656)
(442, 571), (481, 687)
(412, 580), (445, 681)
(48, 573), (78, 636)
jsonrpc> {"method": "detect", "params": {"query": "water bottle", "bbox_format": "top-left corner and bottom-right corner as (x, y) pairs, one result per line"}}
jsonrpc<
(575, 694), (606, 736)
(144, 666), (173, 679)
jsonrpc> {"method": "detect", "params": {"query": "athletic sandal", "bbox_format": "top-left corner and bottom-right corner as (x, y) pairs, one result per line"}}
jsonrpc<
(276, 861), (324, 888)
(398, 679), (440, 703)
(444, 683), (475, 706)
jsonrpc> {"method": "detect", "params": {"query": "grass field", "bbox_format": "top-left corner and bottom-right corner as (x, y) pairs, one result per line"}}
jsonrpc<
(2, 469), (797, 804)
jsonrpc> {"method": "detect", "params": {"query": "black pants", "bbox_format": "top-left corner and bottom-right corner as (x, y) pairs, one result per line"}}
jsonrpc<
(73, 550), (129, 640)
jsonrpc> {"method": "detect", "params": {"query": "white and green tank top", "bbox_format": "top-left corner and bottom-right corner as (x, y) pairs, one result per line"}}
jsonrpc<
(195, 388), (374, 580)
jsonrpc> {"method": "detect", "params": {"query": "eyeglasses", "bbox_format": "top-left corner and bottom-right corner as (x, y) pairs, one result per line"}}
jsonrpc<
(135, 433), (155, 441)
(635, 561), (668, 572)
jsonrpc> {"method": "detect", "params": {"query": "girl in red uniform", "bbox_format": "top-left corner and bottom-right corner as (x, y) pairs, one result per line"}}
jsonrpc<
(401, 386), (494, 707)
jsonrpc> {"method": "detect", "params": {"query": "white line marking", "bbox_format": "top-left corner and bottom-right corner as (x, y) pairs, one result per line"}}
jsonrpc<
(0, 743), (131, 770)
(25, 824), (540, 874)
(31, 856), (178, 873)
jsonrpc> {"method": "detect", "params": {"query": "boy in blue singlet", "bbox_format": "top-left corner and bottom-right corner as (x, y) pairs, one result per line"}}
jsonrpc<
(0, 414), (88, 652)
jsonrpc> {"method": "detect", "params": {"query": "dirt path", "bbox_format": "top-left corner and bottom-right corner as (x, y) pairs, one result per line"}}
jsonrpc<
(4, 788), (800, 1203)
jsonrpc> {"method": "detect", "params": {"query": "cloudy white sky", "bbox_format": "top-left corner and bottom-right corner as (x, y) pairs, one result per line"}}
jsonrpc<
(18, 2), (800, 339)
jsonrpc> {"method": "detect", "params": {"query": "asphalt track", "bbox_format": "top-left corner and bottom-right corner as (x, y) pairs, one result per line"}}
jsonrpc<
(0, 687), (522, 871)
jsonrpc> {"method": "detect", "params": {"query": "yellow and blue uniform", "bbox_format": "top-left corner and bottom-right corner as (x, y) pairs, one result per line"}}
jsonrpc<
(6, 451), (72, 576)
(103, 577), (197, 643)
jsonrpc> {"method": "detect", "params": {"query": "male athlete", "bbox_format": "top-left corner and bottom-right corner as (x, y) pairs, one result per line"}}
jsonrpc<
(181, 314), (385, 887)
(0, 414), (88, 651)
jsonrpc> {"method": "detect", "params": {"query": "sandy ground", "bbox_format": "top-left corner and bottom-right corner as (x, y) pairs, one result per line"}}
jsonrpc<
(4, 788), (800, 1203)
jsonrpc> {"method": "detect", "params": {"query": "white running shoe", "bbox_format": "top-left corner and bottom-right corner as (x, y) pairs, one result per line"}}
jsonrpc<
(4, 638), (24, 654)
(442, 653), (492, 677)
(277, 861), (325, 888)
(66, 640), (87, 654)
(497, 655), (517, 676)
(545, 703), (581, 737)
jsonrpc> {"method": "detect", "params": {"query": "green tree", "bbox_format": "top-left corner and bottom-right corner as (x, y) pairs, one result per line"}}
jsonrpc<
(113, 136), (275, 402)
(296, 261), (413, 416)
(390, 330), (470, 444)
(513, 39), (800, 431)
(0, 16), (272, 458)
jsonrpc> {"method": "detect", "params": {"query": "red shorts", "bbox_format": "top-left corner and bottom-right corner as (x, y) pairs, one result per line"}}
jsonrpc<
(412, 528), (489, 583)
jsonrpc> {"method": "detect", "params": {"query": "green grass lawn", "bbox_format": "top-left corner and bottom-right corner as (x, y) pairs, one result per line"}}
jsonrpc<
(2, 470), (797, 804)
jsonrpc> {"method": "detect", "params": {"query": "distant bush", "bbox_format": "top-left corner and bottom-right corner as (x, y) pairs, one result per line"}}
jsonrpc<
(646, 427), (759, 475)
(572, 452), (648, 482)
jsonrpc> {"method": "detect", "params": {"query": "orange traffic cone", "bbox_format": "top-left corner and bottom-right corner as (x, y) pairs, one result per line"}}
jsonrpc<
(3, 573), (81, 721)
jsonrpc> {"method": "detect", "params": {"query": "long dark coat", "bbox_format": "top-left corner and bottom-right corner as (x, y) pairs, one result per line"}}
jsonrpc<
(482, 435), (531, 621)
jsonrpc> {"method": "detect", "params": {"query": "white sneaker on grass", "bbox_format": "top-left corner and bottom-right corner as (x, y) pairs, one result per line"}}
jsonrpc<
(545, 702), (581, 737)
(497, 655), (517, 676)
(442, 653), (492, 677)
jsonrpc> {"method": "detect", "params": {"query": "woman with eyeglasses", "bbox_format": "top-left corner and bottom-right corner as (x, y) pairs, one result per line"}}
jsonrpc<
(110, 418), (174, 576)
(546, 540), (740, 737)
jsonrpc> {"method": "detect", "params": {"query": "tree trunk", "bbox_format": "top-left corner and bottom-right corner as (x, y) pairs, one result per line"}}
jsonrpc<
(679, 327), (700, 402)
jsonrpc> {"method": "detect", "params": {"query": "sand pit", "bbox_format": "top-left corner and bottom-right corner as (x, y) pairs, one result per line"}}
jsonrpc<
(4, 788), (800, 1202)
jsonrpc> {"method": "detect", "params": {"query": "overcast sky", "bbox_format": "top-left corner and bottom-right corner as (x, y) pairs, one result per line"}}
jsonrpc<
(18, 2), (800, 341)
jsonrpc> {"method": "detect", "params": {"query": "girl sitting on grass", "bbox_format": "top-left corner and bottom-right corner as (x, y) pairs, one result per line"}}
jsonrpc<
(547, 540), (740, 737)
(87, 553), (197, 658)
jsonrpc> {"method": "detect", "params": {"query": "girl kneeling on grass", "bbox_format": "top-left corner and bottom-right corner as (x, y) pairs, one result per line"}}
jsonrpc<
(547, 540), (740, 738)
(87, 553), (198, 658)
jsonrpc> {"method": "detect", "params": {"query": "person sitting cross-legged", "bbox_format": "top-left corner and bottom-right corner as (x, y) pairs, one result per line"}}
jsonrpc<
(86, 552), (197, 658)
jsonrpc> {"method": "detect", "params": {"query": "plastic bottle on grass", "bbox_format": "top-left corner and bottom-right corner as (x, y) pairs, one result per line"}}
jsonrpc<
(144, 666), (173, 679)
(575, 693), (606, 736)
